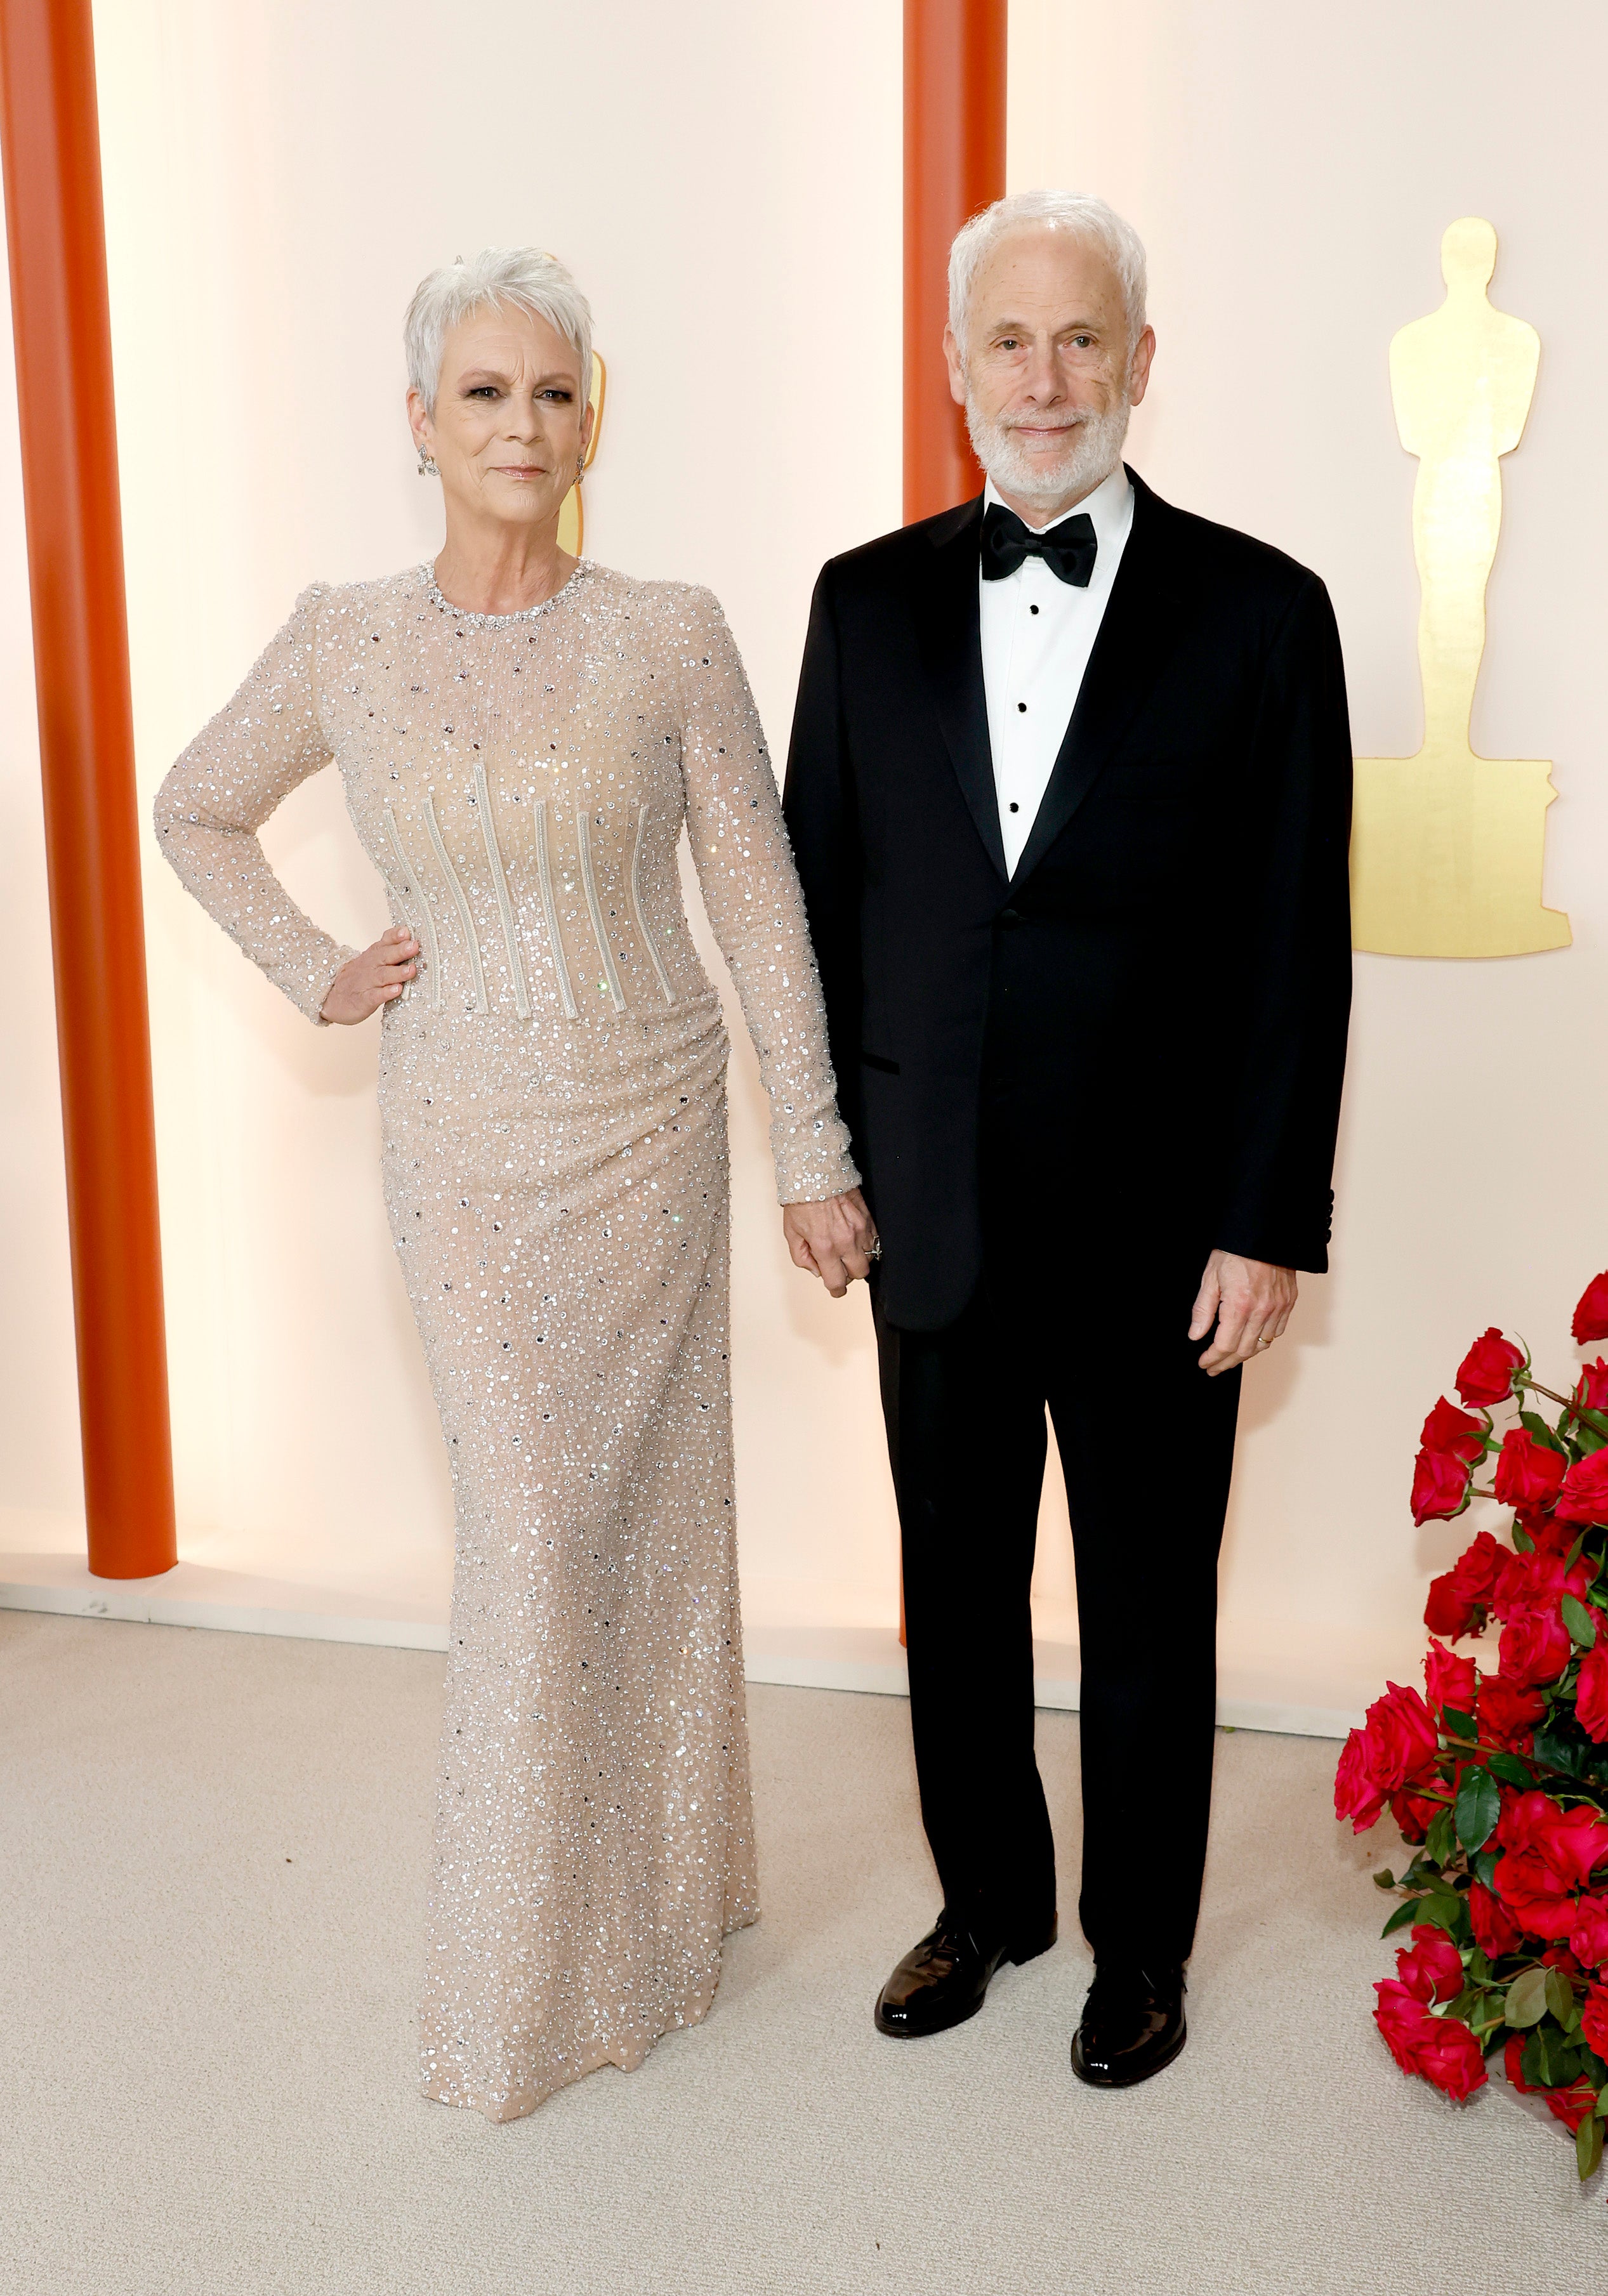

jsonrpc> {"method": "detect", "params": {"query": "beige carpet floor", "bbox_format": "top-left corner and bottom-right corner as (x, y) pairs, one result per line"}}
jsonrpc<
(1, 1611), (1599, 2293)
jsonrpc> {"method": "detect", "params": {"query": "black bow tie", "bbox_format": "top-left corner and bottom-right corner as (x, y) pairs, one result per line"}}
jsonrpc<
(980, 501), (1098, 587)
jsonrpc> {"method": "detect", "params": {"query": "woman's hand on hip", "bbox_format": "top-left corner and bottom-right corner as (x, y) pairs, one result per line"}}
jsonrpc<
(782, 1190), (878, 1299)
(320, 926), (419, 1024)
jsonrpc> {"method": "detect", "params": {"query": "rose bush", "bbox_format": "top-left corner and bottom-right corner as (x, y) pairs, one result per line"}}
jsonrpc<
(1339, 1271), (1608, 2198)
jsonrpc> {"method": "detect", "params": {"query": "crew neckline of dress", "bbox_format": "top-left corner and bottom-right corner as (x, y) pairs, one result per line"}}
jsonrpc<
(421, 558), (591, 627)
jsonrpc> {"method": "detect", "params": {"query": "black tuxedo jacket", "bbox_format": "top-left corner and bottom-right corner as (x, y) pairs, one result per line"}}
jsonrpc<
(782, 470), (1354, 1332)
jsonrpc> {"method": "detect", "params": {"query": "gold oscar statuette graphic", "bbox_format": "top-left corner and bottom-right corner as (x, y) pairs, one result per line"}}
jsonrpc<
(1350, 220), (1569, 957)
(557, 353), (607, 558)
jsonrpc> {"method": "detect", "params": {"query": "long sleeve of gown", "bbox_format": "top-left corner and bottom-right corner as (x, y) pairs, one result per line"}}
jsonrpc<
(676, 589), (860, 1205)
(152, 586), (357, 1023)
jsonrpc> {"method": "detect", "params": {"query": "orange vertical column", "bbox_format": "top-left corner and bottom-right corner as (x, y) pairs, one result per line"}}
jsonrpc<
(0, 0), (176, 1577)
(904, 0), (1008, 523)
(898, 1), (1006, 1648)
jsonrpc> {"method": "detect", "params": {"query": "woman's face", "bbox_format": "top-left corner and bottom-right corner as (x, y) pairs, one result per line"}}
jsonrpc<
(409, 303), (593, 539)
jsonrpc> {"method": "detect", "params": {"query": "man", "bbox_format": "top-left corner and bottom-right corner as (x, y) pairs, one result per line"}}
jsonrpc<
(779, 190), (1352, 2087)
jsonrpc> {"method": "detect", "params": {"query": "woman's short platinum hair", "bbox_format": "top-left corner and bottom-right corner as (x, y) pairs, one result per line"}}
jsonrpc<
(404, 247), (593, 414)
(948, 191), (1148, 350)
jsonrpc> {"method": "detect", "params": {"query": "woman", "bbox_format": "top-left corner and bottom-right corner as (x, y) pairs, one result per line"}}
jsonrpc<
(154, 247), (875, 2121)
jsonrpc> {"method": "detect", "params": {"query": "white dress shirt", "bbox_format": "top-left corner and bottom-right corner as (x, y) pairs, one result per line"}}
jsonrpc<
(979, 464), (1134, 877)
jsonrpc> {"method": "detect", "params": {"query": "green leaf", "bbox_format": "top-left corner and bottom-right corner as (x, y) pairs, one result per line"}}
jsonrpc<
(1576, 1408), (1608, 1457)
(1520, 1411), (1569, 1455)
(1505, 1967), (1550, 2028)
(1426, 1807), (1458, 1867)
(1567, 1531), (1590, 1573)
(1486, 1750), (1532, 1789)
(1381, 1898), (1423, 1939)
(1512, 1521), (1536, 1554)
(1562, 1594), (1599, 1649)
(1412, 1892), (1467, 1940)
(1546, 1966), (1578, 2025)
(1441, 1706), (1477, 1743)
(1473, 1847), (1500, 1889)
(1373, 1868), (1396, 1891)
(1578, 2111), (1604, 2182)
(1535, 1726), (1590, 1780)
(1538, 2027), (1582, 2088)
(1456, 1766), (1501, 1853)
(1522, 2028), (1548, 2086)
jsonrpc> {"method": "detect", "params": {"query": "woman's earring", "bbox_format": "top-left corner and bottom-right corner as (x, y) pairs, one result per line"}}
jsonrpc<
(575, 456), (586, 485)
(417, 445), (438, 478)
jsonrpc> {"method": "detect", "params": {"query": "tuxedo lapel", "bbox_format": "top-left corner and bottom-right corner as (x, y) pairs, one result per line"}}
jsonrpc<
(1009, 471), (1190, 891)
(914, 497), (1009, 884)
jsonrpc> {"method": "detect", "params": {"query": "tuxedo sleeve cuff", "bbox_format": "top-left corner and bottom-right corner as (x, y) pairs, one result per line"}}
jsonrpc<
(1212, 1220), (1331, 1276)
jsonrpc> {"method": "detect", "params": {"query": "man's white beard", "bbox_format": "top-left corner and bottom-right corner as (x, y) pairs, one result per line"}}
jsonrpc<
(965, 388), (1131, 518)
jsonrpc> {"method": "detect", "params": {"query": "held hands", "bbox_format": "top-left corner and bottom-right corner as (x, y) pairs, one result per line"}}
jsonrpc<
(320, 926), (419, 1024)
(782, 1190), (879, 1299)
(1190, 1248), (1297, 1375)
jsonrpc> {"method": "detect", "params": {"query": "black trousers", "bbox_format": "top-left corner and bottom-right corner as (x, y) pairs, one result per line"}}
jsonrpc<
(872, 1245), (1241, 1969)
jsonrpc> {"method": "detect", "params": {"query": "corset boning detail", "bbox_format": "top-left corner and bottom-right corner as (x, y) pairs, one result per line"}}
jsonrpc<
(383, 792), (680, 1022)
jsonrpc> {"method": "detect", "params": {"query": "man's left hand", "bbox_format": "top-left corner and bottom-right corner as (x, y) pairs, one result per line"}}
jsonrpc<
(1189, 1249), (1297, 1375)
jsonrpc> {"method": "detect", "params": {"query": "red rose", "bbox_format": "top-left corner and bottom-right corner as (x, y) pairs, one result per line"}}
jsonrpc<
(1455, 1328), (1526, 1407)
(1572, 1273), (1608, 1346)
(1569, 1896), (1608, 1971)
(1497, 1605), (1572, 1688)
(1493, 1429), (1567, 1511)
(1477, 1675), (1546, 1754)
(1395, 1924), (1465, 2005)
(1577, 1644), (1608, 1744)
(1581, 1979), (1608, 2056)
(1335, 1684), (1439, 1832)
(1420, 1396), (1486, 1463)
(1373, 1981), (1487, 2102)
(1470, 1879), (1526, 1958)
(1493, 1791), (1608, 1938)
(1389, 1787), (1442, 1844)
(1424, 1575), (1470, 1639)
(1334, 1728), (1385, 1832)
(1424, 1530), (1506, 1639)
(1491, 1544), (1592, 1624)
(1504, 2033), (1539, 2094)
(1556, 1448), (1608, 1528)
(1363, 1682), (1439, 1792)
(1545, 2079), (1598, 2134)
(1424, 1639), (1477, 1717)
(1411, 1447), (1472, 1526)
(1522, 1511), (1576, 1557)
(1575, 1358), (1608, 1415)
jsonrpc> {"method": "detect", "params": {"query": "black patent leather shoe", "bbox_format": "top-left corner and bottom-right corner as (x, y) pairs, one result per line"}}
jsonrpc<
(1071, 1961), (1187, 2087)
(874, 1908), (1057, 2038)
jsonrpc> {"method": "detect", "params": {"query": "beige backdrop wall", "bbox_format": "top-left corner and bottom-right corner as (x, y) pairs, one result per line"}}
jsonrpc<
(1, 0), (1603, 1721)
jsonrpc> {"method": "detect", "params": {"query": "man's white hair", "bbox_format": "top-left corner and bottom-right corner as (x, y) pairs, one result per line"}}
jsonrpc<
(404, 247), (593, 414)
(948, 191), (1148, 348)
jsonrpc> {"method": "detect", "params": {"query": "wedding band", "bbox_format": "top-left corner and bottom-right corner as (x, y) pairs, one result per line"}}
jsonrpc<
(1256, 1335), (1273, 1348)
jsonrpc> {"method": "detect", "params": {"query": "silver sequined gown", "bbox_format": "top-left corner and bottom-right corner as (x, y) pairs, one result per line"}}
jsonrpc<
(154, 562), (857, 2121)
